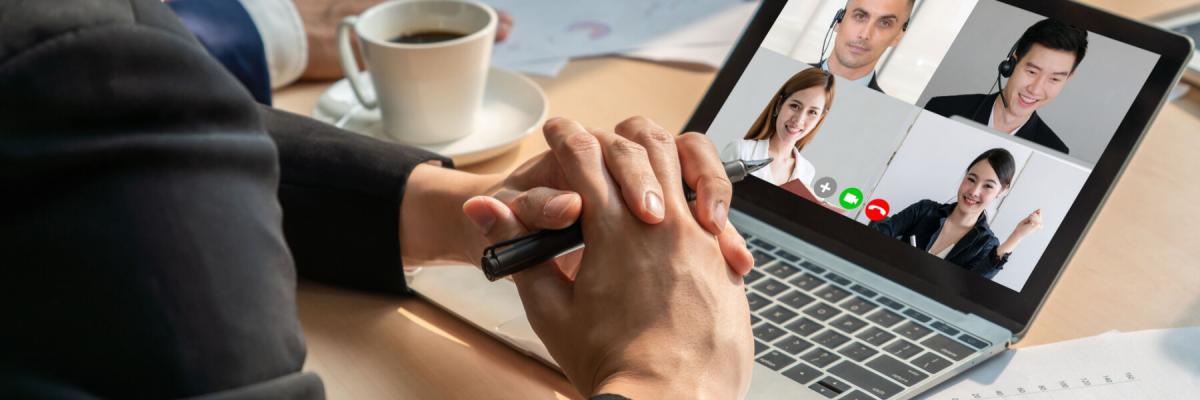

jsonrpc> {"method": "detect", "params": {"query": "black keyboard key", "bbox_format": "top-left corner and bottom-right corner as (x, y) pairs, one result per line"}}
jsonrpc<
(876, 296), (904, 310)
(841, 390), (876, 400)
(830, 314), (869, 334)
(750, 238), (777, 251)
(751, 250), (775, 268)
(788, 273), (826, 291)
(824, 272), (852, 286)
(741, 232), (755, 241)
(774, 335), (814, 355)
(800, 261), (826, 274)
(838, 342), (878, 362)
(753, 323), (787, 343)
(800, 348), (841, 368)
(782, 363), (822, 385)
(866, 309), (904, 328)
(902, 309), (932, 323)
(894, 321), (934, 341)
(803, 303), (842, 321)
(746, 292), (769, 311)
(815, 286), (851, 303)
(761, 305), (799, 325)
(779, 290), (816, 309)
(840, 297), (878, 315)
(753, 278), (789, 297)
(866, 354), (929, 387)
(849, 284), (878, 298)
(764, 263), (799, 279)
(912, 352), (952, 374)
(775, 249), (801, 263)
(807, 382), (838, 399)
(754, 340), (768, 355)
(921, 334), (974, 361)
(828, 361), (903, 400)
(857, 327), (897, 347)
(756, 350), (796, 371)
(819, 376), (852, 394)
(883, 339), (922, 360)
(812, 330), (851, 350)
(785, 317), (824, 337)
(743, 268), (765, 284)
(930, 321), (960, 336)
(959, 334), (989, 349)
(750, 314), (761, 326)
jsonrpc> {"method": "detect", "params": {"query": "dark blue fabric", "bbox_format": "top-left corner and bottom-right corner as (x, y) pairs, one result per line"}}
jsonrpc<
(168, 0), (272, 105)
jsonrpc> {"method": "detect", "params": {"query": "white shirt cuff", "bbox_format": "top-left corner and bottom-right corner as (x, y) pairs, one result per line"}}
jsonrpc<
(238, 0), (308, 88)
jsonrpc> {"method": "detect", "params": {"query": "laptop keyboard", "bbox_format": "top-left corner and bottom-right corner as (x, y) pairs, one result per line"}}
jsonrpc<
(742, 234), (991, 400)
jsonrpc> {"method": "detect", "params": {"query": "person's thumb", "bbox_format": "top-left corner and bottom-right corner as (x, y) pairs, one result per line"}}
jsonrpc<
(463, 195), (530, 243)
(462, 196), (572, 328)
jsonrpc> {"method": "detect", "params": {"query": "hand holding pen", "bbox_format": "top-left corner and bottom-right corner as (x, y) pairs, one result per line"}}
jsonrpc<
(466, 118), (770, 282)
(463, 117), (758, 398)
(481, 157), (770, 281)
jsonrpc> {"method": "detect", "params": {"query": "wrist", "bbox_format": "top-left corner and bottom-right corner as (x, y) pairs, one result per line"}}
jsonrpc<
(400, 164), (503, 265)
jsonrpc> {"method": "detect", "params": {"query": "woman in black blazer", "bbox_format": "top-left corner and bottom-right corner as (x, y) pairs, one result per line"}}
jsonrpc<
(869, 149), (1044, 279)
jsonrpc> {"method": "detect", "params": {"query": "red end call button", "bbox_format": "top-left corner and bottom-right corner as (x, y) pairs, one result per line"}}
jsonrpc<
(865, 199), (890, 222)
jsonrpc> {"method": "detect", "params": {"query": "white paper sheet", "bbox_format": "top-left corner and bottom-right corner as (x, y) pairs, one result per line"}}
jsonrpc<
(919, 327), (1200, 400)
(488, 0), (756, 73)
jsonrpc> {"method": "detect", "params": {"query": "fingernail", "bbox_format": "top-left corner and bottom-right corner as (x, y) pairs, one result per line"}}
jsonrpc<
(544, 194), (574, 220)
(712, 200), (728, 232)
(645, 191), (665, 220)
(467, 210), (496, 234)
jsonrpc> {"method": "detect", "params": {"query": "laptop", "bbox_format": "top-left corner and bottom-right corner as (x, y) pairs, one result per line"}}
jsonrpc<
(408, 0), (1192, 398)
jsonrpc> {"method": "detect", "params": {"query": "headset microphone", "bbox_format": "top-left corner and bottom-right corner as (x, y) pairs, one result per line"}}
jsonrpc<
(996, 41), (1020, 109)
(818, 8), (846, 65)
(974, 40), (1020, 118)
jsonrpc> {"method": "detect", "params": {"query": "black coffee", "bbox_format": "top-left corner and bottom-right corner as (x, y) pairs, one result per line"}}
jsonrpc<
(390, 30), (466, 44)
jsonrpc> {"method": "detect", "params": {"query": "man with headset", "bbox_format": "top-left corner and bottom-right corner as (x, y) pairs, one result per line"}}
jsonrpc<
(925, 19), (1089, 155)
(812, 0), (916, 95)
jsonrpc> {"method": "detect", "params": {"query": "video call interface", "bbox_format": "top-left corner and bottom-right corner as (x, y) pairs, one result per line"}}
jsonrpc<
(708, 0), (1161, 292)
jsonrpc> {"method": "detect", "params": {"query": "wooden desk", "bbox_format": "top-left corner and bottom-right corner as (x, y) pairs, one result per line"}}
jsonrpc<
(274, 3), (1200, 398)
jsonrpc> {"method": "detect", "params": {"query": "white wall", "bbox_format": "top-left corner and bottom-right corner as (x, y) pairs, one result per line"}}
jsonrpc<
(988, 153), (1090, 291)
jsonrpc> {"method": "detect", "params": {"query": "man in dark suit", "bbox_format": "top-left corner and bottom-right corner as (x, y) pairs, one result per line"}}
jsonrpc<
(0, 0), (755, 398)
(813, 0), (915, 96)
(925, 19), (1089, 155)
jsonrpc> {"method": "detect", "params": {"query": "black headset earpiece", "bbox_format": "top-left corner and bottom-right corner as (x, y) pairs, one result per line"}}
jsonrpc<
(832, 8), (846, 27)
(997, 42), (1019, 78)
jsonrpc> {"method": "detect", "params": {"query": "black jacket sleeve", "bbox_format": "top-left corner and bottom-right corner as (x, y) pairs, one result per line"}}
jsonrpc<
(868, 200), (936, 241)
(0, 0), (444, 397)
(963, 236), (1008, 279)
(262, 106), (450, 294)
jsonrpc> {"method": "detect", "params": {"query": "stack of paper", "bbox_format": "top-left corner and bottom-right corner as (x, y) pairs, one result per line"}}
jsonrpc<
(919, 327), (1200, 399)
(487, 0), (760, 76)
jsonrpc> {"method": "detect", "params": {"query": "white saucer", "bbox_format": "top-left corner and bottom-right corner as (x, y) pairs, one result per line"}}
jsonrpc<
(313, 68), (547, 166)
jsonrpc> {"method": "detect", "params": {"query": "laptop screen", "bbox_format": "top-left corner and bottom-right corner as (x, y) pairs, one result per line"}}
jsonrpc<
(703, 0), (1164, 294)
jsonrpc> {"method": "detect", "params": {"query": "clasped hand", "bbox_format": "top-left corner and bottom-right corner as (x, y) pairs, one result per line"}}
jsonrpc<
(463, 117), (755, 399)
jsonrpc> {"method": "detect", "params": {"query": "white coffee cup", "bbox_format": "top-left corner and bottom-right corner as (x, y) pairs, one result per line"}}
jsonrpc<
(337, 0), (496, 144)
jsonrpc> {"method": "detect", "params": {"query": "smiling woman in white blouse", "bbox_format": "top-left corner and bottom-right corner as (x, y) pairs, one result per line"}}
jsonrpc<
(724, 68), (836, 190)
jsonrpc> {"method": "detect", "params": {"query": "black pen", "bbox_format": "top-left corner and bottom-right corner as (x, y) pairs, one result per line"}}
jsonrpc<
(481, 158), (773, 281)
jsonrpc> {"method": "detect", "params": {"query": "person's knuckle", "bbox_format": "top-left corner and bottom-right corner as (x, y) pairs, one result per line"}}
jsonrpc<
(617, 115), (652, 133)
(632, 125), (674, 147)
(544, 117), (570, 131)
(678, 132), (709, 148)
(609, 138), (648, 162)
(558, 131), (601, 157)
